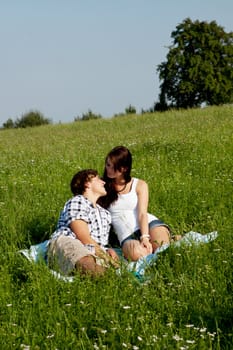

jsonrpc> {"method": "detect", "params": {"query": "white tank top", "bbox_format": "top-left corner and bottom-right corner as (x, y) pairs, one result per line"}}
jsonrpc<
(108, 178), (157, 244)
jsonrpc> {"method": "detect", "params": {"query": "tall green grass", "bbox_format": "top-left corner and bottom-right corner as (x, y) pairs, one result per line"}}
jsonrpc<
(0, 106), (232, 349)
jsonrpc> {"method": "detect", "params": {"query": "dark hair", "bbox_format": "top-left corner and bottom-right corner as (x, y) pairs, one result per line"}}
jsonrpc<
(104, 145), (132, 180)
(98, 146), (132, 208)
(70, 169), (98, 195)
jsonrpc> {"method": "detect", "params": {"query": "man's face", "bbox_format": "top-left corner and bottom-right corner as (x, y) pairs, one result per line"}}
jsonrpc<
(90, 176), (106, 196)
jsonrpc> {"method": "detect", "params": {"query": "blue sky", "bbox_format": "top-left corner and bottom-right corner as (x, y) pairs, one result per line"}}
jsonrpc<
(1, 0), (232, 126)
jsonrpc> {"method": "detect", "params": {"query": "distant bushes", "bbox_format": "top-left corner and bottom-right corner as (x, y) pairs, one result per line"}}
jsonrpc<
(114, 104), (137, 117)
(2, 104), (140, 128)
(125, 104), (136, 114)
(74, 109), (102, 121)
(3, 110), (51, 129)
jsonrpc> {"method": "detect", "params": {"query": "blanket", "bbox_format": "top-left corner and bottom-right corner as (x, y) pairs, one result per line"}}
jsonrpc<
(128, 231), (218, 280)
(19, 231), (218, 282)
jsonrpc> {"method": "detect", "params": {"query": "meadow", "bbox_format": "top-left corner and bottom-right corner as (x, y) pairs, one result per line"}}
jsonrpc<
(0, 105), (232, 349)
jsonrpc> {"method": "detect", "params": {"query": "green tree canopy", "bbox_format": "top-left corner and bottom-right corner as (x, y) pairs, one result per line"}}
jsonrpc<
(15, 110), (51, 128)
(2, 118), (14, 129)
(156, 18), (233, 110)
(2, 110), (51, 129)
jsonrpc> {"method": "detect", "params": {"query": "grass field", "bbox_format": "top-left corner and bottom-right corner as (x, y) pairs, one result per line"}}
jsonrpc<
(0, 105), (232, 349)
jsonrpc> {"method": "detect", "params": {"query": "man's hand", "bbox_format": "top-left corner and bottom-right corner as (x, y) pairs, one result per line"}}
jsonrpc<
(107, 248), (119, 260)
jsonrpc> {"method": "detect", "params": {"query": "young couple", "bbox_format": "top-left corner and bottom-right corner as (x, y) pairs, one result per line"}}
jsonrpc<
(48, 146), (179, 276)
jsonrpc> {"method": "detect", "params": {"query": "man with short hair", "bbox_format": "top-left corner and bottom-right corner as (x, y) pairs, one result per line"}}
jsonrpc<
(48, 169), (119, 276)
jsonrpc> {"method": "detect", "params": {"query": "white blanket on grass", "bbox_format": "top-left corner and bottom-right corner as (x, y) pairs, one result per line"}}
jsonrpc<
(19, 231), (218, 282)
(19, 240), (74, 282)
(128, 231), (218, 279)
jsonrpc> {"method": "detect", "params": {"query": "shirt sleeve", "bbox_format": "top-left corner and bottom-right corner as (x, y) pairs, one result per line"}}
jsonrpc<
(64, 196), (90, 226)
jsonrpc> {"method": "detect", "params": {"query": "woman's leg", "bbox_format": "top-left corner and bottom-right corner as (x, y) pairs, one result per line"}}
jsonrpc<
(149, 226), (170, 252)
(122, 240), (148, 261)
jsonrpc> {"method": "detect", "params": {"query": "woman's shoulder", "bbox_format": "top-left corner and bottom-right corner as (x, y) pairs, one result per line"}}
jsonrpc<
(133, 177), (147, 186)
(135, 178), (148, 191)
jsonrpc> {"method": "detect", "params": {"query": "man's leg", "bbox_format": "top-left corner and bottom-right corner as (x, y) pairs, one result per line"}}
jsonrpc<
(48, 235), (106, 276)
(76, 255), (106, 276)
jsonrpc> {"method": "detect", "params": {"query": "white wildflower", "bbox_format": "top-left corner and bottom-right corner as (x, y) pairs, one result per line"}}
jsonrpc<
(207, 332), (216, 338)
(46, 334), (54, 339)
(20, 345), (30, 350)
(199, 328), (207, 333)
(173, 334), (183, 341)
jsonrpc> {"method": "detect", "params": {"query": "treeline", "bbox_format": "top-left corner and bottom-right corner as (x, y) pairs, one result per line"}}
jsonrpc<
(2, 111), (51, 129)
(2, 105), (138, 129)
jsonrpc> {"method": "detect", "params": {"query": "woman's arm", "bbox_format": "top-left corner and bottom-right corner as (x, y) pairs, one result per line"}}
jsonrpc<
(136, 179), (153, 253)
(137, 179), (149, 233)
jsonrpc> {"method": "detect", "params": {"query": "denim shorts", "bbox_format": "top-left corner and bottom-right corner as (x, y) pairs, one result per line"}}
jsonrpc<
(121, 219), (170, 247)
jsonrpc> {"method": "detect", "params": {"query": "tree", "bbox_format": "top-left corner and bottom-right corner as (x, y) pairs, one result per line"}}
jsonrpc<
(156, 18), (233, 110)
(3, 118), (15, 129)
(14, 110), (51, 128)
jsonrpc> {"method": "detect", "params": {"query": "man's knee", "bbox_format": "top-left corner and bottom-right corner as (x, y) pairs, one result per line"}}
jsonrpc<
(76, 255), (106, 276)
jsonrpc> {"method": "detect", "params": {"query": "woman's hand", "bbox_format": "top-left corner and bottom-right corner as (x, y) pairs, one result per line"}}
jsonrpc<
(140, 238), (153, 254)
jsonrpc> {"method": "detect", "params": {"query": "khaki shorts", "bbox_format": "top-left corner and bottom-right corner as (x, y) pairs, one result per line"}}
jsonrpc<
(48, 235), (96, 275)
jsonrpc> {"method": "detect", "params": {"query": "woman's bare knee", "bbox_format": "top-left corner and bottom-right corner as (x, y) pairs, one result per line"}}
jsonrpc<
(150, 226), (170, 251)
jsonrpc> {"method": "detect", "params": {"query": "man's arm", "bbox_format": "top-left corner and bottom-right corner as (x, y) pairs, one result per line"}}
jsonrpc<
(70, 219), (119, 267)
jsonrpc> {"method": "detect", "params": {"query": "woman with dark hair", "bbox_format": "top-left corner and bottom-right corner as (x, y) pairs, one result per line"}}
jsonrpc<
(99, 146), (179, 261)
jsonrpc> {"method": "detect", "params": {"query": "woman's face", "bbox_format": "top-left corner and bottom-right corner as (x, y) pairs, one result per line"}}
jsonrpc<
(105, 158), (123, 179)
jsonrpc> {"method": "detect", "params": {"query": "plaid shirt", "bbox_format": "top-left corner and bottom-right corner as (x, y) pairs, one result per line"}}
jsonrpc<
(51, 195), (111, 249)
